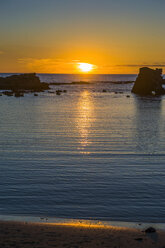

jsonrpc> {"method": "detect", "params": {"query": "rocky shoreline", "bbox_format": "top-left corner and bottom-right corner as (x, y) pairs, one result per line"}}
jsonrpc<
(0, 73), (49, 97)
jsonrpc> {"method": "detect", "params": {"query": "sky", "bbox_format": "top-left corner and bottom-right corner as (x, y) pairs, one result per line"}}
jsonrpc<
(1, 0), (165, 74)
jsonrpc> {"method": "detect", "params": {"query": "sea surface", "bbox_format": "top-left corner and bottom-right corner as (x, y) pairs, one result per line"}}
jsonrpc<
(0, 73), (165, 223)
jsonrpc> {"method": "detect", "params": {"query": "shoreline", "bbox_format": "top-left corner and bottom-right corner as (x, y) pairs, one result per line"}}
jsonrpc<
(1, 214), (165, 231)
(0, 219), (165, 247)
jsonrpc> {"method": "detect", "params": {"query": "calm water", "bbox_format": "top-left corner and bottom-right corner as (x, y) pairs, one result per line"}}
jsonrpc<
(0, 73), (165, 222)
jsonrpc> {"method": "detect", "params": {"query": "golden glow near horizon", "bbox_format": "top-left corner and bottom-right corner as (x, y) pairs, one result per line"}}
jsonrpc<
(78, 63), (94, 73)
(1, 1), (165, 73)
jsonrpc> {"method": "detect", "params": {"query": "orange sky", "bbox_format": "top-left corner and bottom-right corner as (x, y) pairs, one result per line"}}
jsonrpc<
(1, 0), (165, 74)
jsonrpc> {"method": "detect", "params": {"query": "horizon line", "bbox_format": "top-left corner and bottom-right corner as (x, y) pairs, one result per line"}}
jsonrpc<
(0, 72), (138, 75)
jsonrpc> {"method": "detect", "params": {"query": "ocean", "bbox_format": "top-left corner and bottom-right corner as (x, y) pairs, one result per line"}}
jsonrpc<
(0, 73), (165, 223)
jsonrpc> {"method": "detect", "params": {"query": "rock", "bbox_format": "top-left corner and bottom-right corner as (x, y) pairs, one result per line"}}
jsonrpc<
(71, 81), (89, 84)
(63, 90), (67, 93)
(0, 73), (49, 92)
(14, 92), (24, 97)
(111, 81), (134, 84)
(132, 67), (165, 95)
(3, 91), (13, 96)
(48, 91), (55, 93)
(34, 93), (38, 96)
(56, 90), (62, 95)
(126, 95), (130, 98)
(102, 89), (107, 92)
(145, 227), (156, 233)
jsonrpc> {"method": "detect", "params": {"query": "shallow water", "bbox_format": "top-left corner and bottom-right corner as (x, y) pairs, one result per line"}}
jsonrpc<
(0, 74), (165, 222)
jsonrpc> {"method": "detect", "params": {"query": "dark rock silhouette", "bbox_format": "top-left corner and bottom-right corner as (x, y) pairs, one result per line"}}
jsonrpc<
(48, 91), (55, 93)
(0, 73), (49, 91)
(71, 81), (90, 84)
(145, 227), (156, 233)
(14, 92), (24, 97)
(132, 67), (165, 95)
(3, 91), (13, 96)
(56, 90), (62, 95)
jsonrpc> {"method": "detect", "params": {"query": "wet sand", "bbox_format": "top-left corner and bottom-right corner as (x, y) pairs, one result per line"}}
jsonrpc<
(0, 221), (165, 247)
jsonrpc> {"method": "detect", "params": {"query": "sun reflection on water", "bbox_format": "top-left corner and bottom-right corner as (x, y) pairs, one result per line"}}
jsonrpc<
(76, 90), (94, 154)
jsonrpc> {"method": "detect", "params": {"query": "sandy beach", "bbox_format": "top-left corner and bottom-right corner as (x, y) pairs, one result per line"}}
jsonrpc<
(0, 221), (165, 248)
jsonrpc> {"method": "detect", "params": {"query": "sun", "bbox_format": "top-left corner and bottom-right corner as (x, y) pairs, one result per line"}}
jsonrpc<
(78, 63), (94, 73)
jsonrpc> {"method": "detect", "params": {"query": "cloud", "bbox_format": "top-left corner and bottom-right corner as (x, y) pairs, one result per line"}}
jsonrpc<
(116, 64), (165, 67)
(17, 58), (98, 73)
(95, 63), (165, 74)
(18, 58), (76, 73)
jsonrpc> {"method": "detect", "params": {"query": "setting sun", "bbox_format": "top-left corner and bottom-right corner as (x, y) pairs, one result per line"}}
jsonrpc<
(78, 63), (94, 73)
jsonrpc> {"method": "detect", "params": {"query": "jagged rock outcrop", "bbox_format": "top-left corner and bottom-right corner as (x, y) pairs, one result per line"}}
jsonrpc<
(132, 67), (165, 95)
(0, 73), (49, 91)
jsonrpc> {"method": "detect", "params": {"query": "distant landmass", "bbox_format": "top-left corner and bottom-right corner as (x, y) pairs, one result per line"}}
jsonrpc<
(49, 80), (134, 85)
